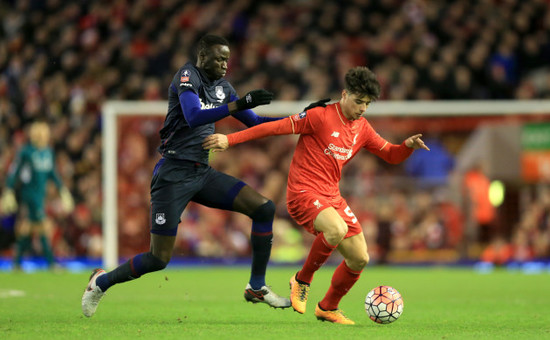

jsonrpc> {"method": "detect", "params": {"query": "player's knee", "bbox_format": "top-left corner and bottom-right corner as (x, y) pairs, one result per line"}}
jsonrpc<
(324, 222), (348, 245)
(250, 200), (275, 223)
(144, 251), (169, 271)
(347, 253), (369, 271)
(357, 253), (370, 268)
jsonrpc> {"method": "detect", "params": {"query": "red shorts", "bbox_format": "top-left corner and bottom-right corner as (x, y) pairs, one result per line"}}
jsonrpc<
(286, 190), (362, 238)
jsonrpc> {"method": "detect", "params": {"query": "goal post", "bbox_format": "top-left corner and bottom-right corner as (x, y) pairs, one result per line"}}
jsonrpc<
(102, 99), (550, 269)
(102, 101), (167, 270)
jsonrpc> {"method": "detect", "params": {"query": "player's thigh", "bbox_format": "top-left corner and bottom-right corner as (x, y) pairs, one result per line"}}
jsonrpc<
(30, 220), (50, 236)
(338, 232), (369, 271)
(150, 159), (201, 236)
(313, 207), (349, 241)
(24, 197), (45, 224)
(288, 192), (340, 236)
(192, 168), (265, 215)
(15, 219), (31, 236)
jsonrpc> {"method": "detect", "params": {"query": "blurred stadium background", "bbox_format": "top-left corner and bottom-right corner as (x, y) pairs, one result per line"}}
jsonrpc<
(1, 0), (550, 271)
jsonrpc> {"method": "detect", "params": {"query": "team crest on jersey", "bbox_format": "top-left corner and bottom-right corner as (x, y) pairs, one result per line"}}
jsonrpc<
(155, 213), (166, 225)
(180, 69), (190, 83)
(292, 111), (307, 121)
(215, 86), (225, 101)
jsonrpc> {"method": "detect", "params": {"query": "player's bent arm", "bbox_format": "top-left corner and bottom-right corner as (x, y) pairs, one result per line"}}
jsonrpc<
(369, 134), (429, 164)
(4, 149), (27, 189)
(179, 90), (231, 128)
(405, 134), (430, 151)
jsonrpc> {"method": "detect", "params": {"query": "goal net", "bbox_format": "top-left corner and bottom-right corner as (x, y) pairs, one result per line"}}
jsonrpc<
(102, 100), (550, 269)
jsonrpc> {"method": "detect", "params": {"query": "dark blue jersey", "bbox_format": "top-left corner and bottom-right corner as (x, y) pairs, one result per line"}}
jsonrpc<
(159, 62), (237, 164)
(159, 62), (282, 164)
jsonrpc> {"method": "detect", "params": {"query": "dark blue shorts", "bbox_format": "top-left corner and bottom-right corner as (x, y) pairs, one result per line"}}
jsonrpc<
(149, 158), (246, 236)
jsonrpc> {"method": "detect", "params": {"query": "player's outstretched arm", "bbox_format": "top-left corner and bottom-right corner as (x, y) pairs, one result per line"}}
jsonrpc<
(405, 134), (430, 151)
(203, 134), (229, 152)
(231, 97), (331, 128)
(204, 115), (295, 152)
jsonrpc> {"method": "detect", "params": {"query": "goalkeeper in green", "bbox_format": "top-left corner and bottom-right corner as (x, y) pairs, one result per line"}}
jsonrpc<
(1, 122), (74, 270)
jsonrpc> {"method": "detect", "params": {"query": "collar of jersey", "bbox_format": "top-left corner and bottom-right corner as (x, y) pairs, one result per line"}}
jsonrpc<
(335, 102), (348, 125)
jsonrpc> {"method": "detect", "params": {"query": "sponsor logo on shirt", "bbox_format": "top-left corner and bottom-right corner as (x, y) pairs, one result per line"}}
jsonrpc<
(199, 98), (219, 109)
(323, 134), (359, 161)
(324, 143), (352, 160)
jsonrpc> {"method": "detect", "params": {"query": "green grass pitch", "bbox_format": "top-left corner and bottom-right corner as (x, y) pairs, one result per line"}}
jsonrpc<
(1, 266), (549, 339)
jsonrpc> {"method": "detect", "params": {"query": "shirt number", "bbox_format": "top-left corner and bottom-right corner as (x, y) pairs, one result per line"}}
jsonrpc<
(344, 206), (358, 224)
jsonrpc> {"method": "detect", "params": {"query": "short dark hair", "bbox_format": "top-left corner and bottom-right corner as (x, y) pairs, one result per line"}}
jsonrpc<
(197, 34), (229, 55)
(344, 66), (381, 100)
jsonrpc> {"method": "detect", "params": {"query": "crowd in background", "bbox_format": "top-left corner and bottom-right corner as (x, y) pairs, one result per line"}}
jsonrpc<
(1, 0), (550, 264)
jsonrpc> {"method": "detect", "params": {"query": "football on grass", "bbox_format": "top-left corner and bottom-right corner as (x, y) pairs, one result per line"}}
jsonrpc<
(365, 285), (404, 324)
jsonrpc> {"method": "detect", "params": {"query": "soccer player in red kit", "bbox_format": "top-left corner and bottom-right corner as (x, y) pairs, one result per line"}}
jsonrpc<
(203, 66), (429, 324)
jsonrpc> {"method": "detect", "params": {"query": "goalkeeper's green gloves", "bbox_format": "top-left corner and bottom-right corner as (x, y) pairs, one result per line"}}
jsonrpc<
(1, 189), (17, 215)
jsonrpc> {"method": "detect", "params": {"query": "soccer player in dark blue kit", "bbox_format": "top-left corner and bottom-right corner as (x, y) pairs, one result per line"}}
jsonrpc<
(82, 34), (300, 316)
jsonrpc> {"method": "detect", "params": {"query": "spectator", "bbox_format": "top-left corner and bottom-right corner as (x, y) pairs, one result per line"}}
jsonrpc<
(1, 0), (549, 265)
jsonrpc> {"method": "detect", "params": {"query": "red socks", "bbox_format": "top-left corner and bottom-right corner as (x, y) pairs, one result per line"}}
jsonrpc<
(296, 233), (336, 284)
(319, 260), (362, 311)
(297, 233), (363, 310)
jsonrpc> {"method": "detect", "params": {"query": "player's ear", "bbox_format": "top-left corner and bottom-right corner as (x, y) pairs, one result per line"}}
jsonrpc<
(197, 48), (208, 63)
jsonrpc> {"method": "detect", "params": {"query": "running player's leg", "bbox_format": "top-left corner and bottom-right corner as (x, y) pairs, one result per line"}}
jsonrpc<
(320, 232), (368, 311)
(95, 159), (192, 293)
(26, 196), (56, 268)
(192, 169), (289, 308)
(14, 219), (31, 270)
(82, 159), (194, 317)
(297, 207), (347, 284)
(34, 220), (55, 268)
(193, 171), (274, 288)
(290, 207), (346, 313)
(232, 185), (275, 289)
(313, 233), (367, 325)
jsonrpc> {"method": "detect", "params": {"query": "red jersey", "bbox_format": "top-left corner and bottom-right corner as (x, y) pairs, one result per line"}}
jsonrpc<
(227, 102), (413, 197)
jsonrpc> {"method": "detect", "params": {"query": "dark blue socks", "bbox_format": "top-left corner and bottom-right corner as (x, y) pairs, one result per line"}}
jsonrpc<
(96, 252), (167, 292)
